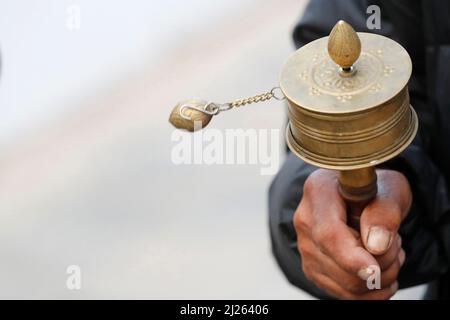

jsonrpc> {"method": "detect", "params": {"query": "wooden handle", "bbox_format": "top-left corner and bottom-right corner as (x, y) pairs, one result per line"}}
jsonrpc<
(338, 167), (377, 230)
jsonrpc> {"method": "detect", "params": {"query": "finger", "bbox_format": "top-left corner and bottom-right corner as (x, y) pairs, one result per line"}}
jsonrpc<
(375, 234), (402, 271)
(379, 249), (405, 287)
(359, 281), (398, 300)
(303, 234), (405, 293)
(299, 237), (370, 295)
(313, 236), (403, 294)
(313, 272), (398, 300)
(360, 171), (411, 255)
(360, 202), (399, 255)
(311, 216), (380, 279)
(316, 235), (403, 292)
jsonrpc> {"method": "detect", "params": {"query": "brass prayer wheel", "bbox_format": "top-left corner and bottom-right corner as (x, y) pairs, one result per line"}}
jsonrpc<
(169, 20), (418, 230)
(281, 21), (418, 228)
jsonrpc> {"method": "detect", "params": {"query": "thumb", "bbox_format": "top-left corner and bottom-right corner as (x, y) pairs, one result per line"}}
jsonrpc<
(360, 170), (412, 255)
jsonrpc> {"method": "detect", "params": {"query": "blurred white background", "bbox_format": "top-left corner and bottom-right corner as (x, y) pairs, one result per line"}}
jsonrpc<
(0, 0), (425, 299)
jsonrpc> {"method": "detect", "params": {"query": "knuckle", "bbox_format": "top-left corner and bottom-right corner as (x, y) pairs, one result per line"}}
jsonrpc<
(303, 175), (316, 198)
(336, 254), (359, 274)
(389, 205), (402, 227)
(293, 205), (313, 236)
(395, 170), (410, 188)
(293, 208), (305, 232)
(303, 169), (326, 196)
(297, 240), (315, 259)
(311, 223), (336, 250)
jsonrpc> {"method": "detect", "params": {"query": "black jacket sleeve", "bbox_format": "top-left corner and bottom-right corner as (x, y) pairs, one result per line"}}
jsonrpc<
(269, 0), (450, 298)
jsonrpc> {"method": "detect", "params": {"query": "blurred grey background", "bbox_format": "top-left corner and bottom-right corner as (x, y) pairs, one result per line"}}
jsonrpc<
(0, 0), (425, 299)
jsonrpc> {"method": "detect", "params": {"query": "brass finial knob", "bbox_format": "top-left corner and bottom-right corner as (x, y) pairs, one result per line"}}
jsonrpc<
(328, 20), (361, 74)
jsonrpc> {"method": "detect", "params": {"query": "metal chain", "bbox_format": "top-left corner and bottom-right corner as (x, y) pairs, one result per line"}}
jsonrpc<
(228, 87), (285, 109)
(229, 91), (273, 108)
(181, 87), (286, 120)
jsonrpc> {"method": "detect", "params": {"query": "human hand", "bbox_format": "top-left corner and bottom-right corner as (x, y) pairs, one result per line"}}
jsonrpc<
(293, 169), (412, 299)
